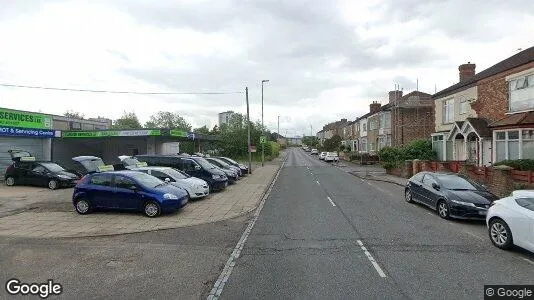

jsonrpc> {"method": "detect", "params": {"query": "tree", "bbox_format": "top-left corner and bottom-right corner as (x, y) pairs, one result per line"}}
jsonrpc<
(211, 125), (220, 135)
(111, 111), (142, 129)
(145, 111), (191, 130)
(302, 136), (319, 148)
(194, 125), (210, 134)
(64, 110), (84, 119)
(323, 135), (342, 151)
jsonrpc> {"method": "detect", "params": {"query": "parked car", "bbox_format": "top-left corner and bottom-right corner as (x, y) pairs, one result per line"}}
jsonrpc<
(208, 157), (241, 176)
(319, 152), (327, 160)
(72, 170), (188, 217)
(310, 149), (319, 155)
(114, 155), (148, 170)
(404, 172), (498, 220)
(205, 157), (239, 183)
(324, 152), (339, 162)
(135, 155), (228, 192)
(486, 190), (534, 253)
(216, 156), (248, 174)
(136, 166), (209, 200)
(5, 150), (78, 189)
(70, 156), (114, 177)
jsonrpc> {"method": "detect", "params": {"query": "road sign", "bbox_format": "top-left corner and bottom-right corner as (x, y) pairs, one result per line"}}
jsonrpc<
(260, 136), (267, 144)
(250, 145), (257, 152)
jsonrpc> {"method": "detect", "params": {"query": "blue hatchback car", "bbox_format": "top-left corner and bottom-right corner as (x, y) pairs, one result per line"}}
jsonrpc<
(72, 171), (189, 217)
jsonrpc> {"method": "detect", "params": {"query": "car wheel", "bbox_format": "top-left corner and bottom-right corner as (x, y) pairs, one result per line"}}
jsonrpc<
(405, 188), (413, 203)
(48, 179), (58, 190)
(5, 176), (15, 186)
(75, 199), (91, 215)
(489, 218), (513, 249)
(144, 201), (161, 218)
(437, 200), (450, 219)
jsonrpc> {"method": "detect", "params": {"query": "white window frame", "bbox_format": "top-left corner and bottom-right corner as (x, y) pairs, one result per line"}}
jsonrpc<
(442, 98), (454, 124)
(459, 97), (468, 115)
(508, 73), (534, 113)
(493, 128), (532, 162)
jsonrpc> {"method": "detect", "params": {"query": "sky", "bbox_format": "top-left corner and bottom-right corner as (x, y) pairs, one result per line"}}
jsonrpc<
(0, 0), (533, 137)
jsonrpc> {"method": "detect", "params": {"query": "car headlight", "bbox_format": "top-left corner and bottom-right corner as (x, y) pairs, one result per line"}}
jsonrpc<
(163, 193), (179, 200)
(57, 175), (71, 179)
(212, 174), (220, 179)
(450, 199), (476, 207)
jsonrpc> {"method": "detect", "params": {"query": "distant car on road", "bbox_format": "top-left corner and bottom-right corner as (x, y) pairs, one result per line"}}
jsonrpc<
(310, 149), (319, 155)
(72, 171), (188, 217)
(319, 152), (327, 160)
(136, 166), (209, 200)
(405, 172), (497, 220)
(324, 152), (339, 162)
(486, 190), (534, 253)
(5, 150), (78, 189)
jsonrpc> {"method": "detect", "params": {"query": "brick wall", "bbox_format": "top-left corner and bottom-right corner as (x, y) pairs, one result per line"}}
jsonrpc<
(392, 107), (434, 146)
(474, 61), (534, 122)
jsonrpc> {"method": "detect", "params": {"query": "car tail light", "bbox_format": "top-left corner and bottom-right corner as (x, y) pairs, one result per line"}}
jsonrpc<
(6, 164), (14, 173)
(76, 175), (88, 186)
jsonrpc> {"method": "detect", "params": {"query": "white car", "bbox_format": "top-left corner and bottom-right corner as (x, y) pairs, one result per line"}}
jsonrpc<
(324, 152), (339, 162)
(319, 152), (327, 160)
(136, 166), (210, 200)
(310, 149), (319, 155)
(486, 190), (534, 253)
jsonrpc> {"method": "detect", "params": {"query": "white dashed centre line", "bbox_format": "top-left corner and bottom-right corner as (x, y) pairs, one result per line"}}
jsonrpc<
(356, 239), (387, 278)
(316, 180), (320, 185)
(327, 196), (336, 207)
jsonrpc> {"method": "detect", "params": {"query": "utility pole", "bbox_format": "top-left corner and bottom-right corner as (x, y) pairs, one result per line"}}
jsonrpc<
(246, 87), (252, 174)
(277, 115), (280, 144)
(261, 80), (269, 167)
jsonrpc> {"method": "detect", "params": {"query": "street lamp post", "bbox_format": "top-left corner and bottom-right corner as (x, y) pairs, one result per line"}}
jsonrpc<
(261, 79), (269, 167)
(277, 115), (280, 145)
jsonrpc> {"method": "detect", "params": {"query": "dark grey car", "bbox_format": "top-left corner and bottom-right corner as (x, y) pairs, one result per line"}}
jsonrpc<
(405, 172), (498, 220)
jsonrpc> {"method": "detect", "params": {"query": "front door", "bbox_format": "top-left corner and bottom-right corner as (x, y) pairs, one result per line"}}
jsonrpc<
(87, 174), (114, 208)
(29, 164), (47, 186)
(111, 175), (142, 210)
(468, 140), (478, 164)
(421, 174), (439, 207)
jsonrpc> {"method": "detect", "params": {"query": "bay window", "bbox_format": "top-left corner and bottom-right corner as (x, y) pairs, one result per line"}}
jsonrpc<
(509, 74), (534, 112)
(494, 129), (534, 162)
(442, 99), (454, 124)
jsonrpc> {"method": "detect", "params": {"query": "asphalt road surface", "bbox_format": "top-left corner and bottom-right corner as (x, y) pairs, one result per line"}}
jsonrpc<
(220, 148), (534, 300)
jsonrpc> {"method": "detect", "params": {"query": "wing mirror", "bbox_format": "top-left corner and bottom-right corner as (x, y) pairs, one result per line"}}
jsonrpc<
(431, 182), (440, 190)
(165, 178), (171, 183)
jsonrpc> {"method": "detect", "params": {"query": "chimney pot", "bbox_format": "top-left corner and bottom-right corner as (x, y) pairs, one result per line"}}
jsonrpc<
(459, 62), (476, 82)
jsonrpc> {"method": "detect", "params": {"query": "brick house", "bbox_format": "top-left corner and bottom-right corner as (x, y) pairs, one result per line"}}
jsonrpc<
(432, 46), (534, 166)
(351, 119), (360, 152)
(367, 102), (382, 153)
(316, 118), (348, 145)
(390, 90), (434, 147)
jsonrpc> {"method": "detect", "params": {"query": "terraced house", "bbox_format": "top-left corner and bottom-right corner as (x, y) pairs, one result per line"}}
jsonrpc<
(432, 46), (534, 166)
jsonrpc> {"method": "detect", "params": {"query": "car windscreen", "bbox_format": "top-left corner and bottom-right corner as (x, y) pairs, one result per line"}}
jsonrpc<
(223, 157), (238, 165)
(213, 159), (231, 168)
(194, 157), (216, 170)
(122, 157), (140, 166)
(41, 163), (65, 173)
(80, 159), (105, 172)
(436, 175), (478, 190)
(207, 159), (223, 168)
(128, 172), (165, 188)
(164, 168), (189, 179)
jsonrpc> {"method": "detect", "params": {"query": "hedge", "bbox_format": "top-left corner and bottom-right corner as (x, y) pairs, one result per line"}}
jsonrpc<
(378, 139), (436, 169)
(494, 159), (534, 171)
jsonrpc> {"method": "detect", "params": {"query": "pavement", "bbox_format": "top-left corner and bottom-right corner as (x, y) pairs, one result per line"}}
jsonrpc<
(335, 159), (408, 186)
(0, 155), (284, 238)
(219, 148), (534, 300)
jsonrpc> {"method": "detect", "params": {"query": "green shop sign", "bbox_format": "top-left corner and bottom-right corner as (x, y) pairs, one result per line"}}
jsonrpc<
(63, 129), (161, 138)
(170, 129), (187, 137)
(0, 108), (52, 129)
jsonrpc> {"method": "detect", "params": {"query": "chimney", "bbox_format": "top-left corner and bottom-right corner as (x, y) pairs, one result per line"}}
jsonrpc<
(370, 101), (381, 114)
(341, 118), (347, 123)
(459, 62), (476, 82)
(388, 90), (403, 104)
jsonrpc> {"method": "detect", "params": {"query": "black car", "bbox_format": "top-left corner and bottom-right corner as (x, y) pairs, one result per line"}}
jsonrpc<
(405, 172), (498, 220)
(5, 150), (78, 189)
(135, 155), (228, 192)
(216, 156), (248, 175)
(205, 157), (239, 183)
(69, 156), (114, 177)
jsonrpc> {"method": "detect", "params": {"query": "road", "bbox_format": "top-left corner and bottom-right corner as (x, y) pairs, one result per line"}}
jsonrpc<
(219, 148), (534, 300)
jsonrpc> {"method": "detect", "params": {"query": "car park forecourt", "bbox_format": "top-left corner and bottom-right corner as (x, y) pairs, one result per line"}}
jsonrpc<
(134, 155), (228, 192)
(73, 170), (188, 217)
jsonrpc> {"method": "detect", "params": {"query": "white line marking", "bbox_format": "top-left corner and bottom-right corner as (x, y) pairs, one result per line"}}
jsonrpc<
(327, 196), (336, 207)
(522, 258), (534, 265)
(207, 156), (286, 299)
(310, 172), (313, 175)
(316, 180), (320, 185)
(356, 239), (387, 278)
